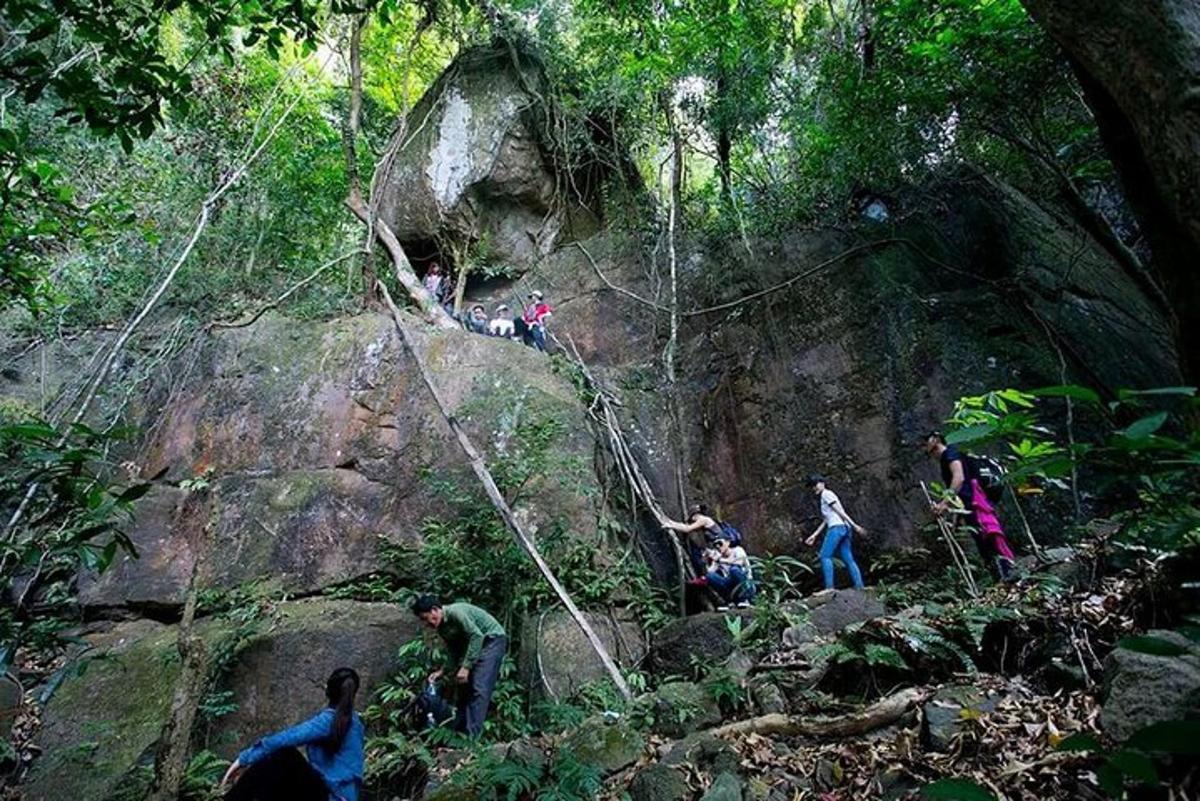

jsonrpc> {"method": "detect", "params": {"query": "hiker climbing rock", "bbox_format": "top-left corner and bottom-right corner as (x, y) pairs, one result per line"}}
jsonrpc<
(706, 534), (756, 608)
(923, 431), (1017, 583)
(521, 290), (553, 351)
(220, 667), (363, 801)
(804, 475), (867, 590)
(662, 503), (729, 577)
(411, 594), (508, 738)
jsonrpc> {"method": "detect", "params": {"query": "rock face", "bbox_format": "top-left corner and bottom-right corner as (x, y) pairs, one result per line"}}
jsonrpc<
(650, 610), (754, 677)
(376, 46), (565, 270)
(518, 609), (647, 704)
(23, 599), (415, 801)
(1101, 630), (1200, 742)
(530, 175), (1180, 569)
(74, 312), (601, 610)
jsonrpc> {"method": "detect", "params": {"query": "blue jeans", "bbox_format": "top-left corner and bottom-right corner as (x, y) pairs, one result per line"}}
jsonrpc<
(818, 525), (864, 589)
(707, 566), (755, 603)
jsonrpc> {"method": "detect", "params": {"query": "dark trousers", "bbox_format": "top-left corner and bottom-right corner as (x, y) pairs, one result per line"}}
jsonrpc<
(225, 748), (328, 801)
(459, 635), (507, 737)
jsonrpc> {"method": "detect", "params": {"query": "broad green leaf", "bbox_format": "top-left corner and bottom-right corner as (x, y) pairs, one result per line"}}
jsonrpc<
(1119, 412), (1168, 440)
(1031, 385), (1101, 404)
(1107, 750), (1157, 784)
(920, 778), (995, 800)
(1056, 733), (1102, 753)
(1127, 721), (1200, 754)
(945, 423), (996, 445)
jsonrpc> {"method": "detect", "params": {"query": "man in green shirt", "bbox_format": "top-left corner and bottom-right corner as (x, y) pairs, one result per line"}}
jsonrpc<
(411, 594), (507, 737)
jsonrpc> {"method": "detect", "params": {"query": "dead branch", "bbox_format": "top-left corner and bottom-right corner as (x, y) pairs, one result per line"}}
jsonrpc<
(920, 481), (980, 597)
(707, 686), (928, 739)
(147, 561), (209, 801)
(347, 197), (457, 329)
(377, 283), (630, 701)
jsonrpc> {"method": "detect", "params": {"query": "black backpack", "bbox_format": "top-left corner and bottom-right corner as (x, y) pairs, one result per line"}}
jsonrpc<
(967, 454), (1007, 503)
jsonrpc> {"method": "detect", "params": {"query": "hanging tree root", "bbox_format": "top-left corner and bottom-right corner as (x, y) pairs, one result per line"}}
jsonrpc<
(554, 333), (693, 613)
(705, 686), (929, 739)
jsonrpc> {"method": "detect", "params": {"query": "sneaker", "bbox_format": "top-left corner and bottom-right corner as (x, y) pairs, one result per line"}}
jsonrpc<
(716, 605), (731, 611)
(736, 601), (752, 608)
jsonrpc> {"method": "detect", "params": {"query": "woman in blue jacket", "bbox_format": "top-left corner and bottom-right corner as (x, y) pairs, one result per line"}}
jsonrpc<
(221, 667), (364, 801)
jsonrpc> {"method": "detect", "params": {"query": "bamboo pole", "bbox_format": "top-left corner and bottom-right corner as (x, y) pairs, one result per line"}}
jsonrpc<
(920, 481), (979, 597)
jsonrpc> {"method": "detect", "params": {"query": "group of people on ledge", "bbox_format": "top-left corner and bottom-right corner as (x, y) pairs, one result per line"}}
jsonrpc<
(219, 432), (1019, 801)
(422, 262), (554, 352)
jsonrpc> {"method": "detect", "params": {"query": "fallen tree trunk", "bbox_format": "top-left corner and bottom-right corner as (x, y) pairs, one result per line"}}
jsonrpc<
(706, 686), (928, 739)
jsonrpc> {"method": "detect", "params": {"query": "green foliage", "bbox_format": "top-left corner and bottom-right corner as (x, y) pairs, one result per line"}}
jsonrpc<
(1056, 720), (1200, 796)
(943, 384), (1200, 557)
(0, 417), (145, 672)
(179, 749), (230, 801)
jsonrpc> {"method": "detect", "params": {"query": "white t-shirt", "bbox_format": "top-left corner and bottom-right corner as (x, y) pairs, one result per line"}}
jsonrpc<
(489, 318), (515, 337)
(714, 545), (752, 579)
(820, 489), (850, 529)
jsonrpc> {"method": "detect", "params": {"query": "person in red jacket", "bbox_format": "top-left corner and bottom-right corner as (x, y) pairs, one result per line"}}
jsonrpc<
(521, 290), (553, 351)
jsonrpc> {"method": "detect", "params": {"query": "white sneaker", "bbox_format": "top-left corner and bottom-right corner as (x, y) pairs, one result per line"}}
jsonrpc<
(736, 601), (752, 608)
(716, 605), (731, 611)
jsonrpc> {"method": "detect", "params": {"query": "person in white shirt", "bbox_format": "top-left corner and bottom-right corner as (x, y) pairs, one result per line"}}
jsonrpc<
(803, 475), (866, 590)
(488, 305), (516, 338)
(705, 536), (756, 608)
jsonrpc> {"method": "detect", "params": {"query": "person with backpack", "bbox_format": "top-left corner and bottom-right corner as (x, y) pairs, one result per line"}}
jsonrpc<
(803, 475), (867, 590)
(923, 431), (1017, 583)
(662, 503), (745, 578)
(220, 667), (363, 801)
(410, 595), (507, 738)
(705, 534), (755, 608)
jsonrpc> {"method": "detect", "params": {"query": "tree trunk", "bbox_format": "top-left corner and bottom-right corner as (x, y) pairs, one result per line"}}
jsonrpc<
(706, 687), (928, 739)
(342, 14), (377, 306)
(1020, 0), (1200, 379)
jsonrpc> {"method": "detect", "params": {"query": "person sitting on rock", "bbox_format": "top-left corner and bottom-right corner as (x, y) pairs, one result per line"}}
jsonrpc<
(411, 594), (507, 738)
(706, 535), (755, 609)
(804, 475), (866, 590)
(488, 304), (516, 338)
(663, 503), (726, 579)
(521, 290), (553, 351)
(922, 431), (1017, 583)
(466, 304), (488, 335)
(220, 667), (363, 801)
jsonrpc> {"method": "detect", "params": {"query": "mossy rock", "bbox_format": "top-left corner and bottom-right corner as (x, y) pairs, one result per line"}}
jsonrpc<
(561, 715), (645, 774)
(628, 764), (691, 801)
(644, 681), (722, 738)
(23, 619), (190, 801)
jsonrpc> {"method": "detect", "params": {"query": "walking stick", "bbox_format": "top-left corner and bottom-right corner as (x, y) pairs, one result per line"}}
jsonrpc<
(920, 481), (980, 597)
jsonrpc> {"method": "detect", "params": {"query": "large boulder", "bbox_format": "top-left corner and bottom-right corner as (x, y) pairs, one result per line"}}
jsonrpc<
(207, 598), (419, 757)
(375, 45), (568, 270)
(1101, 630), (1200, 742)
(518, 608), (647, 704)
(24, 599), (416, 800)
(650, 610), (754, 677)
(561, 715), (645, 774)
(75, 312), (602, 611)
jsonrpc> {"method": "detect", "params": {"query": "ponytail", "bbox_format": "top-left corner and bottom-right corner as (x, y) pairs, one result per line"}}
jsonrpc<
(324, 667), (360, 752)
